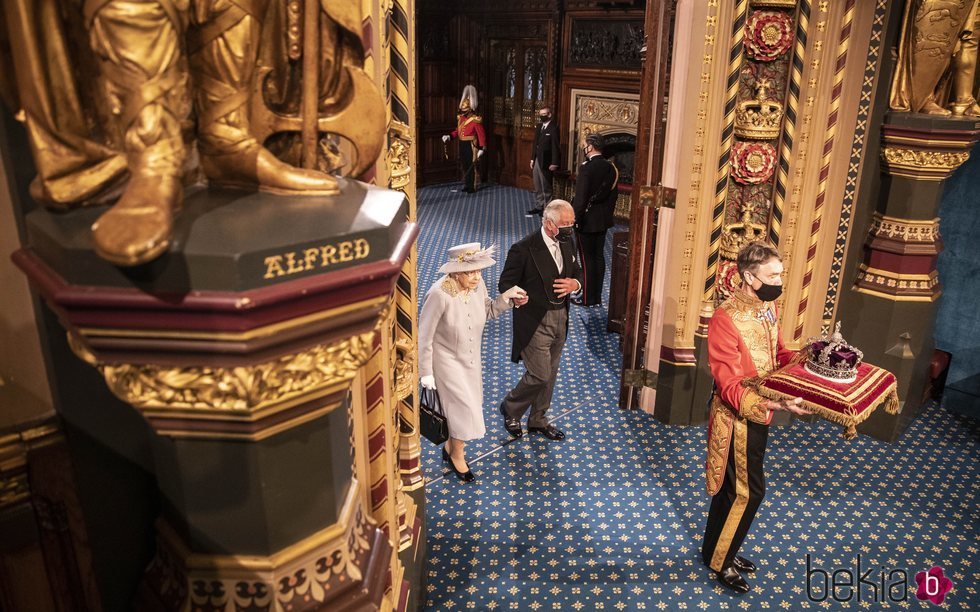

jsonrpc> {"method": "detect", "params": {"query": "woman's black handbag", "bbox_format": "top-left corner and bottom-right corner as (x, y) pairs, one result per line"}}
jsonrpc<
(419, 386), (449, 445)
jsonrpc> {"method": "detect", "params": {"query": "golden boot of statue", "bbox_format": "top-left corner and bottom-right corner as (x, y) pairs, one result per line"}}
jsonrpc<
(84, 0), (189, 266)
(949, 2), (980, 116)
(890, 0), (980, 117)
(189, 0), (339, 196)
(1, 0), (385, 266)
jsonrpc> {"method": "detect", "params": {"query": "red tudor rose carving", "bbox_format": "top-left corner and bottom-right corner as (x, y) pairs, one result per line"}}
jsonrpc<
(745, 10), (794, 62)
(731, 141), (777, 185)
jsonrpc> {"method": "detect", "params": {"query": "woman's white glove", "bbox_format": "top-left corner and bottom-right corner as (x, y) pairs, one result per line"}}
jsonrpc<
(441, 135), (451, 143)
(501, 285), (527, 303)
(421, 375), (436, 390)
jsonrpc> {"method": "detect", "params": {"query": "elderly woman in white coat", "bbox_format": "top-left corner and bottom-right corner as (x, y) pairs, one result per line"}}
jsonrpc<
(419, 243), (527, 482)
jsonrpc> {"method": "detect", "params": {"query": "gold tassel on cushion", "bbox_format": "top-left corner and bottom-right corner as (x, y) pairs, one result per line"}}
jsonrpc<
(884, 390), (900, 415)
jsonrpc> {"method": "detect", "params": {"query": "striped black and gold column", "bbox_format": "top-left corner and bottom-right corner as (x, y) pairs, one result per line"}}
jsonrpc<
(702, 0), (749, 305)
(769, 0), (810, 248)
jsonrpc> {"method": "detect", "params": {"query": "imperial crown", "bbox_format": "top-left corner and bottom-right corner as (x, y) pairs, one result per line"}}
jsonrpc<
(720, 208), (767, 260)
(734, 80), (784, 140)
(805, 322), (864, 382)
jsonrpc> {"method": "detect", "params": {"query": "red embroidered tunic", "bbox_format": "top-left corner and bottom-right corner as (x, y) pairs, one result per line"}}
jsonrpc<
(450, 113), (486, 149)
(704, 291), (797, 495)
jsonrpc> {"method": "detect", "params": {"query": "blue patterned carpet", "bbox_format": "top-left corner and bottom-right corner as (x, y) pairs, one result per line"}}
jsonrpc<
(416, 183), (980, 610)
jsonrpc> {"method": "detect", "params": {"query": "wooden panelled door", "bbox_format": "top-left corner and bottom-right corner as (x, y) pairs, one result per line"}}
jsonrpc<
(487, 39), (548, 190)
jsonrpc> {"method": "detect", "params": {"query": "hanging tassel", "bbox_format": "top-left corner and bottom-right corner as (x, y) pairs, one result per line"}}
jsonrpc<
(884, 390), (900, 415)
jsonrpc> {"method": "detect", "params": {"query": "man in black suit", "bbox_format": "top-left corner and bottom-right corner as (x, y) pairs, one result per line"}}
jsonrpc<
(571, 133), (619, 307)
(527, 107), (560, 216)
(498, 199), (583, 441)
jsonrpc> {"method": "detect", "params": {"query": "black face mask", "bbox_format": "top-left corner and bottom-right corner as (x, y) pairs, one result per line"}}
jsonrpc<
(750, 277), (783, 302)
(539, 115), (550, 123)
(556, 226), (574, 243)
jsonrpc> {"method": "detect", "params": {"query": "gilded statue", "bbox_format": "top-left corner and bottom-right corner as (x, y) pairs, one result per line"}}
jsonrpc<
(890, 0), (980, 117)
(0, 0), (385, 266)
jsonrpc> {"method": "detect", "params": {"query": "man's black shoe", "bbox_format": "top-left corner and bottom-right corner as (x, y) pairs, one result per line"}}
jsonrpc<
(733, 556), (756, 573)
(499, 405), (523, 438)
(716, 566), (750, 594)
(528, 424), (565, 440)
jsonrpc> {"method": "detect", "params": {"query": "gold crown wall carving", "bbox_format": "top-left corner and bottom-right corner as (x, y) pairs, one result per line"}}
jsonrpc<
(735, 80), (785, 140)
(720, 208), (768, 260)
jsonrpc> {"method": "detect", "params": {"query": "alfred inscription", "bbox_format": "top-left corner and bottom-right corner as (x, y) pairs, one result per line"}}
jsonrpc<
(264, 238), (371, 279)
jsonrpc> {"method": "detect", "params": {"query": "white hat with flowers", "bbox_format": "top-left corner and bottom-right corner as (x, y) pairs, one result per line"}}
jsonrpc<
(438, 242), (496, 274)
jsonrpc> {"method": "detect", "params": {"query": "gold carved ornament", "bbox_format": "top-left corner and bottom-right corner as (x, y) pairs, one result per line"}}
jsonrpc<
(393, 337), (416, 402)
(145, 484), (376, 609)
(720, 208), (768, 260)
(869, 213), (940, 243)
(1, 0), (386, 267)
(881, 145), (972, 180)
(386, 121), (413, 192)
(734, 79), (785, 140)
(69, 330), (376, 412)
(751, 0), (797, 8)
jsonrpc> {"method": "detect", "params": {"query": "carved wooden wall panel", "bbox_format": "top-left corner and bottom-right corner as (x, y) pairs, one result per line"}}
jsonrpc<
(416, 1), (643, 189)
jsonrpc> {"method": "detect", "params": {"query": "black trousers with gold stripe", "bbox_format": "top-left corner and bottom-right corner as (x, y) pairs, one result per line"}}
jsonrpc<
(702, 418), (768, 572)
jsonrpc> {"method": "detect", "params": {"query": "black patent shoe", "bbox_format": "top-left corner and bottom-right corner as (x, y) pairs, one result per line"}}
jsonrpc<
(449, 456), (475, 482)
(716, 566), (750, 594)
(499, 405), (523, 438)
(733, 555), (756, 573)
(528, 424), (565, 440)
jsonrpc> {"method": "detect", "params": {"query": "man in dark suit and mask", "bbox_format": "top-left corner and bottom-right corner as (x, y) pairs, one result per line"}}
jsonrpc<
(572, 133), (619, 306)
(498, 200), (583, 441)
(527, 106), (560, 216)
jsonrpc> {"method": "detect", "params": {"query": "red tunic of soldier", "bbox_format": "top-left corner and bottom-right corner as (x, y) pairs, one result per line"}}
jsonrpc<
(451, 110), (486, 148)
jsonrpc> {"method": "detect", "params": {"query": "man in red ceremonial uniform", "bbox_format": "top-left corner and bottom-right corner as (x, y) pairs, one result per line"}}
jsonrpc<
(702, 242), (808, 594)
(443, 85), (486, 193)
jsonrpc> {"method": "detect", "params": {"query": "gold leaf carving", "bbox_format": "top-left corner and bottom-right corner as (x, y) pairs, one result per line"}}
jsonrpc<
(79, 333), (376, 412)
(881, 146), (970, 170)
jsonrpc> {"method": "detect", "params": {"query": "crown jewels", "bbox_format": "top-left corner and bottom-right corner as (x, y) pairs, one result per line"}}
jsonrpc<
(720, 208), (767, 260)
(804, 322), (863, 382)
(735, 80), (784, 140)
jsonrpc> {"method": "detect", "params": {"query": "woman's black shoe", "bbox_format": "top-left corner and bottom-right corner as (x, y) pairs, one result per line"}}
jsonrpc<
(442, 447), (451, 462)
(448, 456), (475, 482)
